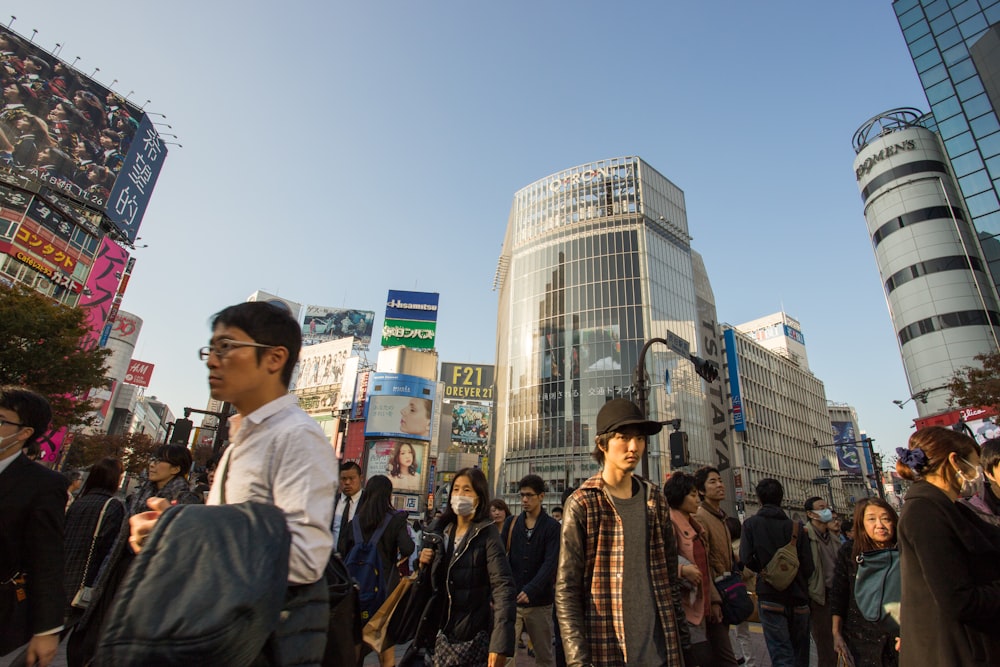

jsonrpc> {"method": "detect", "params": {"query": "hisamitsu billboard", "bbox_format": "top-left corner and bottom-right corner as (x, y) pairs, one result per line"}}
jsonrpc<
(385, 290), (439, 322)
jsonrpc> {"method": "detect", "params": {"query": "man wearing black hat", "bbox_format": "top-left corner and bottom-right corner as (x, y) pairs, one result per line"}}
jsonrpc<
(555, 399), (688, 666)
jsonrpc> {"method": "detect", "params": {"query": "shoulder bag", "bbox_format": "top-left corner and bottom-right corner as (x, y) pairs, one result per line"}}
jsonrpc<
(71, 497), (115, 609)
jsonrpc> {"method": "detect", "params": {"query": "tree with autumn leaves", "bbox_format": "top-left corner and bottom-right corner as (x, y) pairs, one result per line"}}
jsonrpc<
(0, 284), (111, 431)
(948, 350), (1000, 411)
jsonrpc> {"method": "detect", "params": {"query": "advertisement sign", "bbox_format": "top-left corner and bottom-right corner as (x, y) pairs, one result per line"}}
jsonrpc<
(337, 357), (360, 412)
(303, 306), (375, 348)
(352, 370), (371, 421)
(364, 373), (436, 441)
(381, 317), (437, 349)
(385, 290), (440, 322)
(440, 363), (495, 400)
(124, 359), (154, 388)
(831, 421), (862, 474)
(291, 337), (354, 392)
(723, 329), (746, 432)
(108, 311), (142, 347)
(0, 239), (81, 293)
(78, 238), (130, 348)
(450, 403), (491, 447)
(366, 439), (426, 493)
(915, 406), (1000, 443)
(0, 26), (166, 241)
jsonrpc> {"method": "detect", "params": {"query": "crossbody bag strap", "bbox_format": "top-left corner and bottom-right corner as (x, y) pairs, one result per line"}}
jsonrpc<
(790, 521), (799, 546)
(80, 497), (114, 582)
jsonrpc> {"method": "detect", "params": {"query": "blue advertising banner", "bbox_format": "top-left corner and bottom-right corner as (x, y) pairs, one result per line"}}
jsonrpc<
(723, 329), (746, 432)
(385, 290), (440, 322)
(364, 372), (437, 441)
(831, 421), (862, 474)
(107, 115), (167, 243)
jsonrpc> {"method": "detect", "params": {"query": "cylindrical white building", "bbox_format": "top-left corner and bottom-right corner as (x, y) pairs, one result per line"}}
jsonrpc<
(853, 108), (1000, 417)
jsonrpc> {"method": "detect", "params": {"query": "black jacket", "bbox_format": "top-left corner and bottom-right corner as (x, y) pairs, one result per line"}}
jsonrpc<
(430, 517), (516, 655)
(502, 510), (560, 607)
(740, 504), (814, 604)
(898, 480), (1000, 666)
(0, 454), (68, 654)
(63, 491), (125, 615)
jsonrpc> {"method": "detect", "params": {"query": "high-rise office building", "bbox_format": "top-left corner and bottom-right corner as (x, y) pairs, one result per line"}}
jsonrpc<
(492, 157), (725, 505)
(735, 311), (811, 370)
(894, 0), (1000, 293)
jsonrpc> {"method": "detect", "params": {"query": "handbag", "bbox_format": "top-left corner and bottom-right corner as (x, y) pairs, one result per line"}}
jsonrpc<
(432, 629), (489, 667)
(363, 572), (416, 653)
(72, 497), (115, 610)
(713, 571), (755, 625)
(854, 548), (900, 633)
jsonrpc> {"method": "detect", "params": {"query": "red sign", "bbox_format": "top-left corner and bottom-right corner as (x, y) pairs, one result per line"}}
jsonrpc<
(124, 359), (155, 387)
(14, 225), (76, 272)
(914, 405), (997, 430)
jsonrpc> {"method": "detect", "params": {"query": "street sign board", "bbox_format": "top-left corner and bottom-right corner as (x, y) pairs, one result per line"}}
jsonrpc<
(665, 330), (690, 358)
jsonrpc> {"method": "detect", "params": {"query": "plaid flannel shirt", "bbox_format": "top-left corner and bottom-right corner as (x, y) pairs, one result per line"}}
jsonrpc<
(556, 473), (687, 666)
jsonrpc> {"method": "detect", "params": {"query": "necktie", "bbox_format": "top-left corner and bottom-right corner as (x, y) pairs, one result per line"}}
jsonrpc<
(339, 496), (352, 538)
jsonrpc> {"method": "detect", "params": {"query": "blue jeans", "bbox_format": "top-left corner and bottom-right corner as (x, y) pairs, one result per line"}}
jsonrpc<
(758, 599), (810, 667)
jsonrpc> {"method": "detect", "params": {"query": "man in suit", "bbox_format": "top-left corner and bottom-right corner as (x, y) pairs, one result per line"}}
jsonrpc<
(0, 386), (67, 667)
(332, 461), (364, 555)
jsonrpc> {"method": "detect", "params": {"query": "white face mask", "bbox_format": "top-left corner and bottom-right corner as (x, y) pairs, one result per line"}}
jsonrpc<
(450, 494), (476, 517)
(956, 457), (984, 498)
(814, 508), (834, 523)
(0, 429), (23, 455)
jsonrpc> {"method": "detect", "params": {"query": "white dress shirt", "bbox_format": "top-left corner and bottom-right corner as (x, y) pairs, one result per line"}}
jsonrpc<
(332, 488), (363, 550)
(208, 394), (338, 584)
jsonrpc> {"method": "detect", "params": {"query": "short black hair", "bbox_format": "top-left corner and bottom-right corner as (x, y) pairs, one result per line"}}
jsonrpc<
(211, 302), (302, 387)
(552, 506), (563, 514)
(0, 386), (52, 447)
(518, 473), (546, 495)
(693, 466), (721, 493)
(81, 457), (123, 496)
(340, 461), (362, 476)
(153, 444), (193, 478)
(438, 467), (491, 526)
(804, 496), (824, 512)
(982, 438), (1000, 477)
(755, 478), (784, 506)
(664, 471), (698, 509)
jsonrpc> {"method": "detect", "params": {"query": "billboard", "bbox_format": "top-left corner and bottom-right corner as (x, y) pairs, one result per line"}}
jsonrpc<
(441, 363), (495, 400)
(381, 290), (439, 350)
(303, 306), (375, 348)
(124, 359), (154, 388)
(291, 337), (354, 392)
(831, 421), (862, 474)
(723, 329), (746, 432)
(365, 439), (427, 493)
(78, 238), (129, 348)
(450, 403), (491, 447)
(0, 26), (166, 242)
(915, 406), (1000, 443)
(364, 372), (436, 441)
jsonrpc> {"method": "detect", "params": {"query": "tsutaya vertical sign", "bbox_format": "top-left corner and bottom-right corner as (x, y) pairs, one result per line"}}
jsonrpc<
(381, 290), (440, 350)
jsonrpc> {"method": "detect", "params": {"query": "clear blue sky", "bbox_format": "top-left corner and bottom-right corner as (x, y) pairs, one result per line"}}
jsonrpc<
(14, 1), (931, 464)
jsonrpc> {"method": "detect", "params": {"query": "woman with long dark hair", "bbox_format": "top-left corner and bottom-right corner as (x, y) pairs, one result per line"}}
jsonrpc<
(830, 498), (899, 666)
(895, 426), (1000, 665)
(417, 467), (515, 667)
(339, 475), (414, 667)
(63, 458), (125, 623)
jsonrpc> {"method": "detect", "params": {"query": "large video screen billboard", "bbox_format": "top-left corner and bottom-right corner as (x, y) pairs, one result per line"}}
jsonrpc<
(303, 306), (375, 348)
(364, 372), (436, 441)
(0, 26), (166, 242)
(365, 439), (426, 493)
(450, 403), (491, 448)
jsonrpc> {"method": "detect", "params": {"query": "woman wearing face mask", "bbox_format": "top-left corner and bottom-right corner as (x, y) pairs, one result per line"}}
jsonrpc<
(895, 426), (1000, 666)
(959, 438), (1000, 527)
(417, 467), (515, 667)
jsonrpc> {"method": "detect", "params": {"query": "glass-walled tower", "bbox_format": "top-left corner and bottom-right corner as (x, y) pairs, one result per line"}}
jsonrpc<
(492, 157), (716, 504)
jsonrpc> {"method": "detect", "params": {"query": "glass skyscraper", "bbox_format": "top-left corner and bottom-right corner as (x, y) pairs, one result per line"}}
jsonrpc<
(895, 0), (1000, 293)
(492, 157), (722, 504)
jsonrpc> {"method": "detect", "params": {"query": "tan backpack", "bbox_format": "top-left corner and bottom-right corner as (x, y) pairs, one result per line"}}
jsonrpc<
(761, 521), (800, 591)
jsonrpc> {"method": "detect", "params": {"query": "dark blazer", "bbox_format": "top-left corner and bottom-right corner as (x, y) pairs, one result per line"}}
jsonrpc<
(502, 510), (560, 606)
(898, 480), (1000, 666)
(0, 454), (69, 654)
(740, 504), (815, 604)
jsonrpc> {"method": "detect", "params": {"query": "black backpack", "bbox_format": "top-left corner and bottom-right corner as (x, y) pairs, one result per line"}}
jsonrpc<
(96, 502), (290, 666)
(344, 513), (393, 621)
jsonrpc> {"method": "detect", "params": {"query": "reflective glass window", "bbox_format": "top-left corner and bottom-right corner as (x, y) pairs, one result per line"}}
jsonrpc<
(933, 95), (962, 120)
(942, 42), (969, 65)
(905, 18), (932, 43)
(938, 113), (970, 139)
(909, 31), (937, 56)
(963, 93), (994, 120)
(987, 4), (1000, 23)
(937, 26), (964, 50)
(957, 76), (985, 101)
(952, 0), (981, 23)
(916, 48), (944, 72)
(974, 211), (1000, 236)
(959, 168), (993, 195)
(927, 78), (956, 104)
(971, 115), (1000, 139)
(897, 2), (924, 26)
(985, 154), (1000, 180)
(977, 131), (1000, 157)
(925, 0), (951, 20)
(959, 13), (988, 39)
(894, 0), (918, 12)
(930, 11), (957, 33)
(965, 189), (1000, 216)
(945, 130), (976, 154)
(954, 150), (985, 176)
(948, 57), (978, 83)
(921, 62), (950, 88)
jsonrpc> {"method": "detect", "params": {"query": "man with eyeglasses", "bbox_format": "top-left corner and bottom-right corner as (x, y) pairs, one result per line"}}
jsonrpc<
(130, 301), (337, 666)
(502, 474), (560, 666)
(556, 399), (688, 667)
(0, 386), (67, 667)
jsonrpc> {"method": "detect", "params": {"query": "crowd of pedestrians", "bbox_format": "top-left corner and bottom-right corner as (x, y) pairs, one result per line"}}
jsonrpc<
(1, 304), (1000, 666)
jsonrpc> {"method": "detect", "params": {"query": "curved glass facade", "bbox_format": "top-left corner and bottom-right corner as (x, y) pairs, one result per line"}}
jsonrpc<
(493, 157), (714, 503)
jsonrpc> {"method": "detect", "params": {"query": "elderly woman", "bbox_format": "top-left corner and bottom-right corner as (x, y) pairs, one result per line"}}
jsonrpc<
(830, 498), (899, 666)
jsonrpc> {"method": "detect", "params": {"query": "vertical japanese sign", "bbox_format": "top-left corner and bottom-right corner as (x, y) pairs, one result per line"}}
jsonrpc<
(832, 421), (862, 474)
(107, 115), (167, 243)
(79, 239), (130, 348)
(723, 329), (746, 432)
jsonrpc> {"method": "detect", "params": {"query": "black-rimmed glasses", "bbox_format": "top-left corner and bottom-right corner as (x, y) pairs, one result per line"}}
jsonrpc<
(0, 419), (23, 429)
(198, 339), (274, 361)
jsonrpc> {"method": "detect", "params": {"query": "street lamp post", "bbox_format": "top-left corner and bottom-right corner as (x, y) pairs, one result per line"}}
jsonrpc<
(817, 456), (836, 509)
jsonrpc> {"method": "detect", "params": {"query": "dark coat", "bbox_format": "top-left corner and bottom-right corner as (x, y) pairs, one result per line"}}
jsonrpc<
(430, 517), (516, 656)
(502, 510), (560, 607)
(338, 510), (414, 591)
(0, 454), (68, 654)
(740, 504), (815, 604)
(898, 480), (1000, 666)
(63, 491), (125, 616)
(829, 540), (897, 667)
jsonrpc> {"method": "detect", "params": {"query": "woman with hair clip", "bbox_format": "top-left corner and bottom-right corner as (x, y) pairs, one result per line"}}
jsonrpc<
(895, 426), (1000, 666)
(338, 475), (414, 667)
(830, 497), (899, 667)
(416, 467), (515, 667)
